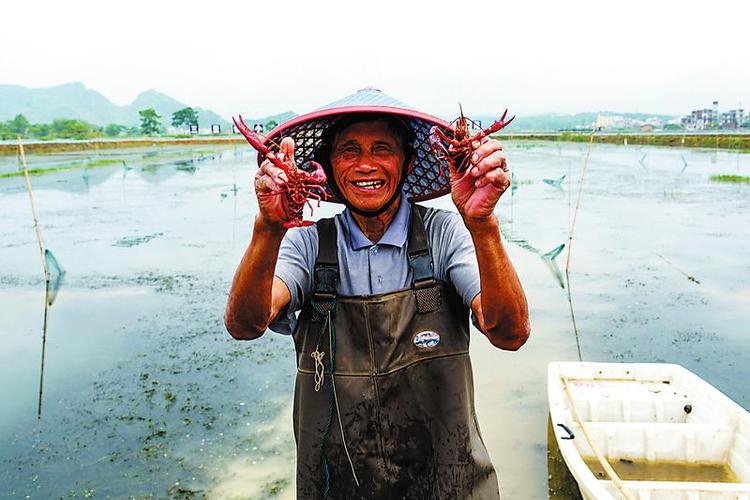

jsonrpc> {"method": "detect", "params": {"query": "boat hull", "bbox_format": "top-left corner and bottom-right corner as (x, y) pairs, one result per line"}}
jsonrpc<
(548, 362), (750, 500)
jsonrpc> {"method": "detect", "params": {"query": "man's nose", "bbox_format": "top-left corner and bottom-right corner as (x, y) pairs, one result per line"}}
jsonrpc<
(353, 158), (378, 172)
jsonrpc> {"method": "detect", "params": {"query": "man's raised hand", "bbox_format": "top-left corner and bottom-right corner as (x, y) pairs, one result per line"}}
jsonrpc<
(450, 137), (510, 226)
(254, 137), (295, 228)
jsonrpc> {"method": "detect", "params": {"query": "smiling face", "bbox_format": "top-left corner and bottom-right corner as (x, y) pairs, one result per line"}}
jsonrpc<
(329, 119), (411, 214)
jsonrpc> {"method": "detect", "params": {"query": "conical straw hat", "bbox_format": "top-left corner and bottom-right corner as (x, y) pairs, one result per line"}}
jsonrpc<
(258, 87), (452, 202)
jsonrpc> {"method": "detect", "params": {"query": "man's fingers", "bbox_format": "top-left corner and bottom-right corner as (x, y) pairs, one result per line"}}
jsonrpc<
(469, 139), (503, 170)
(259, 159), (288, 185)
(255, 170), (280, 193)
(474, 168), (510, 190)
(468, 150), (508, 178)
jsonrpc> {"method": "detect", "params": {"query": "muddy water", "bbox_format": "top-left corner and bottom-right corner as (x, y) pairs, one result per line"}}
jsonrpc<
(583, 457), (739, 483)
(1, 142), (748, 498)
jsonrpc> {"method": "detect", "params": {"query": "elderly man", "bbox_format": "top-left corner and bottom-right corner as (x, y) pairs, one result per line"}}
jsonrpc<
(225, 88), (529, 499)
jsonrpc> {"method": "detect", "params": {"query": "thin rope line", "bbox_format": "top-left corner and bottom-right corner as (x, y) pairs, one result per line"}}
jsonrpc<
(328, 310), (360, 487)
(565, 133), (594, 362)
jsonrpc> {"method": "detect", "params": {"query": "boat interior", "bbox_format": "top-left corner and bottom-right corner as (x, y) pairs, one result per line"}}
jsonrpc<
(551, 362), (750, 499)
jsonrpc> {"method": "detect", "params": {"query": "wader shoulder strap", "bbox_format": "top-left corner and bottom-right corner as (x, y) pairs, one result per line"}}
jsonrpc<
(313, 218), (338, 317)
(409, 204), (441, 313)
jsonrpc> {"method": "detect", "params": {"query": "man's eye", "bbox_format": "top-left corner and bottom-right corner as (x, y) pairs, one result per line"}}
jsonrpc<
(373, 145), (392, 154)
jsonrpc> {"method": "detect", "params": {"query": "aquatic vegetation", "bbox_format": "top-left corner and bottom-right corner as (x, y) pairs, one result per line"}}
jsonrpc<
(710, 174), (750, 184)
(114, 233), (163, 247)
(1, 164), (78, 178)
(491, 133), (750, 151)
(0, 158), (122, 178)
(264, 478), (290, 495)
(0, 137), (243, 156)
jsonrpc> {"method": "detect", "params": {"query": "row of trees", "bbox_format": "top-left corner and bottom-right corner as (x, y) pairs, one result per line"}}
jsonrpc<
(138, 107), (199, 135)
(0, 107), (203, 140)
(0, 114), (109, 140)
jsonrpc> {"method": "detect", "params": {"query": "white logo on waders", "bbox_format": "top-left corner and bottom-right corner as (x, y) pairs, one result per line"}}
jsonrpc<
(413, 330), (440, 350)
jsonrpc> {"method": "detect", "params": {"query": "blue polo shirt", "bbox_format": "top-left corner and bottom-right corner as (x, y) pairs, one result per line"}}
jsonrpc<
(269, 198), (481, 335)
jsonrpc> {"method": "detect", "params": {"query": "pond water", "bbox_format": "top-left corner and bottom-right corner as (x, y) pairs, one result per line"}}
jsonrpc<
(1, 141), (748, 498)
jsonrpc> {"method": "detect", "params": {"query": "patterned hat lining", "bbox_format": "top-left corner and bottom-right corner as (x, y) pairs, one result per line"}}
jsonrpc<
(264, 112), (452, 203)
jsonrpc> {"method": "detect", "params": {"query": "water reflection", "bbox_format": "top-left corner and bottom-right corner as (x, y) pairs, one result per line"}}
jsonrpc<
(0, 142), (748, 498)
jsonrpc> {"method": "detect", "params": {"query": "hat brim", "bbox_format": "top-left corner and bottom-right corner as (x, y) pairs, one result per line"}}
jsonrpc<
(256, 105), (453, 203)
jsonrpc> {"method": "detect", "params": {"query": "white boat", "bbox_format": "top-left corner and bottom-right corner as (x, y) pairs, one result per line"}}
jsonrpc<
(548, 362), (750, 499)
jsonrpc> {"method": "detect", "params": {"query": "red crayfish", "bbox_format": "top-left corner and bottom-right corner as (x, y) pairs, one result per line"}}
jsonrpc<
(233, 115), (328, 228)
(430, 105), (514, 177)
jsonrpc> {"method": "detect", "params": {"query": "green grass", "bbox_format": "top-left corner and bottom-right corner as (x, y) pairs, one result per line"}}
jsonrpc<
(493, 133), (750, 151)
(0, 158), (124, 179)
(0, 165), (79, 178)
(710, 174), (750, 184)
(86, 158), (122, 167)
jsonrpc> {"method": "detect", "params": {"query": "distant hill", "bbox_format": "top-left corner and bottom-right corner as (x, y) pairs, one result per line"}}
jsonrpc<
(0, 82), (229, 129)
(1, 82), (680, 133)
(236, 111), (297, 128)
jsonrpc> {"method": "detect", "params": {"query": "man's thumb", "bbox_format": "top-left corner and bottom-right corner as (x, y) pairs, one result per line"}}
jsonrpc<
(280, 137), (295, 165)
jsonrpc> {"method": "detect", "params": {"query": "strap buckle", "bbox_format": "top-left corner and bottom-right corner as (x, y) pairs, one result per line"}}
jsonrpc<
(313, 264), (338, 301)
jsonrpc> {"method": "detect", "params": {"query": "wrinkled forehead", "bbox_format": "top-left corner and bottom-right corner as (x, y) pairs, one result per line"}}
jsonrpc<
(331, 118), (407, 149)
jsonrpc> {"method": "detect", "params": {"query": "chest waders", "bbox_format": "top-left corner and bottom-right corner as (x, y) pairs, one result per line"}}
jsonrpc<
(292, 205), (500, 499)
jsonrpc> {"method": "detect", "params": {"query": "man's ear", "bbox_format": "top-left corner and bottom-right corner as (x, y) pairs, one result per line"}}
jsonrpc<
(406, 147), (417, 174)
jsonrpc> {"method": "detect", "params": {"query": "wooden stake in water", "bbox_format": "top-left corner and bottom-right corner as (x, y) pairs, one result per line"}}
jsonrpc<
(18, 137), (51, 419)
(565, 132), (595, 362)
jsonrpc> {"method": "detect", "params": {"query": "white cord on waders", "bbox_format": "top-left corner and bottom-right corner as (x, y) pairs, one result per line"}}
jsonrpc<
(561, 377), (636, 500)
(327, 310), (360, 487)
(311, 350), (325, 392)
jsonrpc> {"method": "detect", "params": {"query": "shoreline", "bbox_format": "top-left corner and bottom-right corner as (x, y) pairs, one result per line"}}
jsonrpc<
(0, 136), (247, 156)
(1, 133), (749, 157)
(494, 132), (750, 151)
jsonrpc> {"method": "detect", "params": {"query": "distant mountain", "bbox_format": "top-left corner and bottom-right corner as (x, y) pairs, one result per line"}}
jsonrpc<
(237, 111), (297, 128)
(128, 89), (229, 129)
(0, 82), (229, 129)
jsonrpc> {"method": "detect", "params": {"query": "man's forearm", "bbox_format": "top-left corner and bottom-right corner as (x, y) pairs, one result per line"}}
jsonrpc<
(225, 215), (286, 339)
(466, 215), (530, 350)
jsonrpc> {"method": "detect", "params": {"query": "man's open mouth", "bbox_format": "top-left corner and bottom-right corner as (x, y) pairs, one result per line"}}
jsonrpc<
(351, 180), (385, 191)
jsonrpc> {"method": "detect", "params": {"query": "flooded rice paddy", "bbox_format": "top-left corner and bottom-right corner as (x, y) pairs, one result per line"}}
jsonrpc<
(1, 142), (748, 499)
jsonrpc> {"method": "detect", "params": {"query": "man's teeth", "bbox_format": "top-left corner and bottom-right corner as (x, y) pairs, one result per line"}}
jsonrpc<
(353, 180), (385, 190)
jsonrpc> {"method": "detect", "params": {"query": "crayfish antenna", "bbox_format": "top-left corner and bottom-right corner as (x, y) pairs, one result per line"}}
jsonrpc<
(498, 109), (515, 127)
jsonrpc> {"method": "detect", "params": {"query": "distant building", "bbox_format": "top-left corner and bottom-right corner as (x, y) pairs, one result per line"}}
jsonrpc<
(594, 115), (619, 130)
(720, 109), (745, 129)
(677, 100), (750, 130)
(640, 124), (654, 132)
(681, 107), (718, 130)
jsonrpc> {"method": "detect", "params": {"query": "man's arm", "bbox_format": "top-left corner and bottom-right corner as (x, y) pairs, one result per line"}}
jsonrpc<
(224, 216), (291, 340)
(450, 138), (530, 350)
(224, 138), (297, 340)
(467, 216), (530, 350)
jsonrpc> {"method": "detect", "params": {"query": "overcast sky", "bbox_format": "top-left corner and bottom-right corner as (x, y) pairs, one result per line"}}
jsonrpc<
(2, 0), (748, 119)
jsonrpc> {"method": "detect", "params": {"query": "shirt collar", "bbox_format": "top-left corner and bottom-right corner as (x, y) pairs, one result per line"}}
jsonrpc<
(343, 195), (411, 250)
